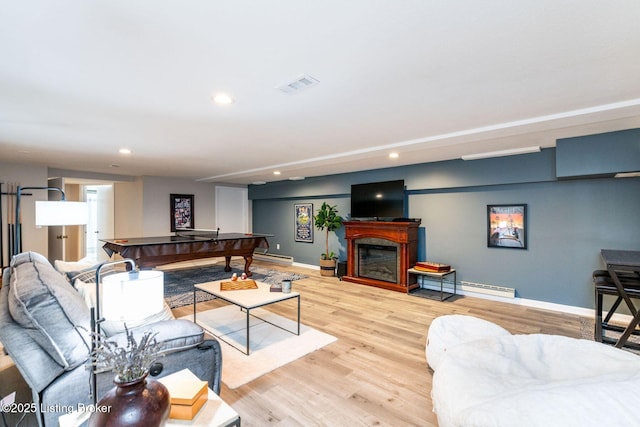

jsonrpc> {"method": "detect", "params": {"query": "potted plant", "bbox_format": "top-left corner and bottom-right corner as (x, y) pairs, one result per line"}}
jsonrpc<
(313, 202), (343, 276)
(89, 327), (169, 427)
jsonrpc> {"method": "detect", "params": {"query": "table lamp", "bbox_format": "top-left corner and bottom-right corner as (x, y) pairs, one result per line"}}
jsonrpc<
(101, 270), (165, 322)
(35, 200), (88, 226)
(13, 186), (88, 255)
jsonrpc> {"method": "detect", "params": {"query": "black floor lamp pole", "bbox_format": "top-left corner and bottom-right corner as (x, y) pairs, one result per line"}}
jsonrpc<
(7, 184), (13, 261)
(13, 186), (66, 257)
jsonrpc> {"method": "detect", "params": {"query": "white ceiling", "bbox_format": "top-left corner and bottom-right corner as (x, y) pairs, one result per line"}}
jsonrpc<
(1, 1), (640, 185)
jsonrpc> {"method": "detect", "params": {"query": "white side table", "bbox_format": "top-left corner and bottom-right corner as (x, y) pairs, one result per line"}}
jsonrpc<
(58, 369), (240, 427)
(408, 268), (457, 301)
(162, 369), (240, 427)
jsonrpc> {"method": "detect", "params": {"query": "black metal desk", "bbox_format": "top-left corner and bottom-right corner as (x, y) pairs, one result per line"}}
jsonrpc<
(600, 249), (640, 348)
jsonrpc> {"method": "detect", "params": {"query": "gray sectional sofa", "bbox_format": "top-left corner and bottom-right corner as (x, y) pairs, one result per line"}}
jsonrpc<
(0, 252), (222, 427)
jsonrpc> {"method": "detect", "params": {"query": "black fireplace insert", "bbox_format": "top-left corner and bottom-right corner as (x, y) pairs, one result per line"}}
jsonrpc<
(358, 244), (398, 283)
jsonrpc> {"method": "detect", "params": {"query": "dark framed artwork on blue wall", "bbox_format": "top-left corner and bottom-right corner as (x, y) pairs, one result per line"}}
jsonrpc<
(294, 203), (313, 243)
(487, 204), (527, 249)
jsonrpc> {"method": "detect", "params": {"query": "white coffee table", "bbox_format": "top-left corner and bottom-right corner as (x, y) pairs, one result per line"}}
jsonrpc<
(194, 280), (300, 355)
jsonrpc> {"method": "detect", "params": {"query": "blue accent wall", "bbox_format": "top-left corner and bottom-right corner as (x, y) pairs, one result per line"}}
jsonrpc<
(250, 147), (640, 309)
(253, 196), (350, 264)
(556, 128), (640, 178)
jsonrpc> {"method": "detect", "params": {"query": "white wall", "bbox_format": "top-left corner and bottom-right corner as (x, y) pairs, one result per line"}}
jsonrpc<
(215, 185), (249, 233)
(2, 162), (249, 261)
(114, 178), (144, 238)
(141, 176), (216, 236)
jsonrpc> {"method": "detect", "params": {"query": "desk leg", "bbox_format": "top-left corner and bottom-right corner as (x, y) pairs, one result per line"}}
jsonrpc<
(595, 287), (603, 342)
(608, 267), (640, 348)
(616, 314), (640, 348)
(609, 269), (639, 317)
(224, 256), (232, 272)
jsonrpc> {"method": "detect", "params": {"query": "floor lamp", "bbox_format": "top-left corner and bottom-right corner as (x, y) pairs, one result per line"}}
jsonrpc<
(91, 260), (165, 405)
(13, 186), (88, 256)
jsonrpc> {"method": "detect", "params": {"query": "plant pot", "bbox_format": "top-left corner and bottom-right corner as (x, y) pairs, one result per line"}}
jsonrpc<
(89, 372), (170, 427)
(319, 258), (336, 277)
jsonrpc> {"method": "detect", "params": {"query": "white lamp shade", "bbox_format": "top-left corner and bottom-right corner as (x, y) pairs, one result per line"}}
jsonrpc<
(101, 271), (165, 321)
(35, 201), (88, 226)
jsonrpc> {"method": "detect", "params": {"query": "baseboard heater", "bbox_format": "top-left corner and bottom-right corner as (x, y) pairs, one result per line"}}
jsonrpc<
(253, 252), (294, 265)
(418, 279), (515, 299)
(460, 281), (515, 298)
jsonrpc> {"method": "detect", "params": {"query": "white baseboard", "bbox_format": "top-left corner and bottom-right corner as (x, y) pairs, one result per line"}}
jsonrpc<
(293, 261), (318, 270)
(510, 295), (631, 324)
(263, 261), (630, 324)
(420, 281), (602, 319)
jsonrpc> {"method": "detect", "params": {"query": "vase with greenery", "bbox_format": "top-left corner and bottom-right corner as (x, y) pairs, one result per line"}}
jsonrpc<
(314, 202), (343, 276)
(89, 327), (169, 427)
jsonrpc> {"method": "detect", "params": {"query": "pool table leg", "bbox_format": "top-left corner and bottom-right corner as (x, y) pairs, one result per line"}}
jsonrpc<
(244, 256), (253, 276)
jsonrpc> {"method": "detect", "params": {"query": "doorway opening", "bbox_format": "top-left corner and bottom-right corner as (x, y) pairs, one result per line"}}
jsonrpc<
(84, 184), (114, 262)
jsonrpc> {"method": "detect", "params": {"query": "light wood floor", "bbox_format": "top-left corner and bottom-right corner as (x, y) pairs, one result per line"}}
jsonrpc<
(170, 259), (588, 427)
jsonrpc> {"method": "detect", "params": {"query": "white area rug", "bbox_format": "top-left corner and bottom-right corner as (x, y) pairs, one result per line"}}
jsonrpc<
(181, 306), (337, 389)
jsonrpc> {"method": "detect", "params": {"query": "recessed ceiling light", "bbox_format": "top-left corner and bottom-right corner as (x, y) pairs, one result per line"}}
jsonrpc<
(289, 176), (305, 181)
(119, 148), (132, 155)
(273, 171), (281, 175)
(252, 181), (267, 185)
(389, 152), (399, 159)
(212, 93), (234, 105)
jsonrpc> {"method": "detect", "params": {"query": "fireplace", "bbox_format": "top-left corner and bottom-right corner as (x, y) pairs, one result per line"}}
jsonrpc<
(342, 220), (421, 292)
(357, 243), (398, 284)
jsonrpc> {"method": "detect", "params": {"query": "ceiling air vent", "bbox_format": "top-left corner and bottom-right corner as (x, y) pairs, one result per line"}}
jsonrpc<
(276, 74), (319, 95)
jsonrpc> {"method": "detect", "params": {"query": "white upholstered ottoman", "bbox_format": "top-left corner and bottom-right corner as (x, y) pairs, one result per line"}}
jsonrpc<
(427, 315), (640, 427)
(426, 314), (510, 371)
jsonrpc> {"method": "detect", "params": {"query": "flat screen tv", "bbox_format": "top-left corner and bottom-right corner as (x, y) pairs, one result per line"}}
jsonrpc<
(350, 179), (405, 220)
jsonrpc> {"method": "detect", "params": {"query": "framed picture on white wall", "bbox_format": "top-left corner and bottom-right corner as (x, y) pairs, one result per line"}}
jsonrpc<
(170, 194), (194, 232)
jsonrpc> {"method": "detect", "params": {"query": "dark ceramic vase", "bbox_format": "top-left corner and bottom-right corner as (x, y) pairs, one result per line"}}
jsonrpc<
(89, 372), (170, 427)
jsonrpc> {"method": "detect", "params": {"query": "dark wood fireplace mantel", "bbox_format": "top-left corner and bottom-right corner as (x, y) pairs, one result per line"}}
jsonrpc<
(342, 220), (421, 292)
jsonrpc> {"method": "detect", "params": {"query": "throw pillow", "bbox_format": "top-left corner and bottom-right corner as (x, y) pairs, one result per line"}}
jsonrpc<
(54, 259), (96, 276)
(9, 252), (91, 370)
(64, 263), (119, 285)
